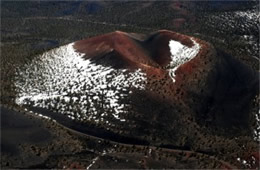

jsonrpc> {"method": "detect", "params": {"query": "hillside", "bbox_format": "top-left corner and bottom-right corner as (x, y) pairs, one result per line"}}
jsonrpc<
(1, 1), (259, 169)
(10, 30), (259, 169)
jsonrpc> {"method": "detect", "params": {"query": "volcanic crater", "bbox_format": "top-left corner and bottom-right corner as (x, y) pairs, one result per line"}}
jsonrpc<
(14, 30), (259, 156)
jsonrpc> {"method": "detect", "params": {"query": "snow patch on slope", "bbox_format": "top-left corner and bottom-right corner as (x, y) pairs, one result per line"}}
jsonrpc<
(168, 38), (200, 82)
(15, 43), (147, 125)
(253, 108), (260, 141)
(235, 10), (260, 21)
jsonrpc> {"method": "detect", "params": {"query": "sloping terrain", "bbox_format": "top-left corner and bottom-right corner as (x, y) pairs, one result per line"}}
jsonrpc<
(1, 1), (259, 169)
(14, 30), (208, 127)
(9, 30), (259, 169)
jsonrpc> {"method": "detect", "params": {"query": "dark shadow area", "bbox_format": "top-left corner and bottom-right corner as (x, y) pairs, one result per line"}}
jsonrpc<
(192, 49), (259, 135)
(28, 107), (150, 146)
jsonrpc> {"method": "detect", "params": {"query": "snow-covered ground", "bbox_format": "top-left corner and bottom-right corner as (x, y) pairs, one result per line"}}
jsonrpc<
(15, 38), (202, 124)
(254, 109), (260, 141)
(15, 43), (147, 125)
(168, 38), (201, 82)
(202, 8), (259, 60)
(235, 10), (260, 22)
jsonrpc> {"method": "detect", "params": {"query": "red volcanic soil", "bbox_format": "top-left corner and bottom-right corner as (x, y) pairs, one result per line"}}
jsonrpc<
(73, 30), (206, 79)
(74, 31), (158, 68)
(73, 30), (215, 104)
